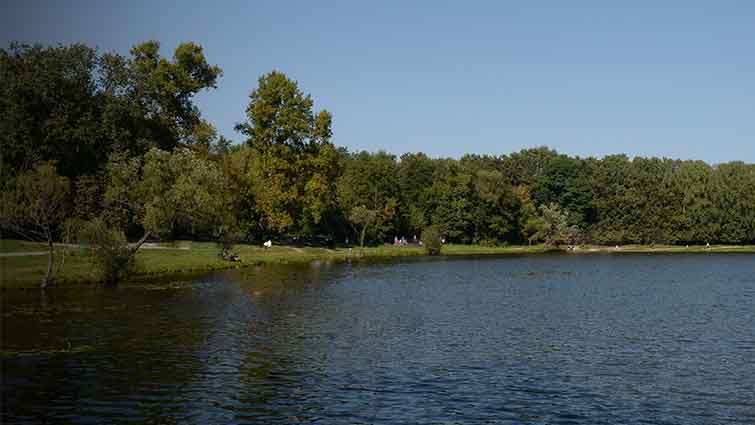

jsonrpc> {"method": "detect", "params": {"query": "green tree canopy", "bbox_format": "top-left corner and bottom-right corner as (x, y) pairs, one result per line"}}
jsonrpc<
(235, 71), (338, 234)
(104, 147), (228, 251)
(337, 151), (399, 245)
(1, 162), (70, 287)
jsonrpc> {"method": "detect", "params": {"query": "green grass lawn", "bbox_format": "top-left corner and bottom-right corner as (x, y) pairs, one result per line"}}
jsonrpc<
(0, 239), (51, 253)
(1, 242), (420, 288)
(1, 240), (752, 288)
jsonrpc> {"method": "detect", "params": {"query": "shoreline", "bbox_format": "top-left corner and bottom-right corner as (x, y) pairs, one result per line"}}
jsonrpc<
(1, 240), (753, 289)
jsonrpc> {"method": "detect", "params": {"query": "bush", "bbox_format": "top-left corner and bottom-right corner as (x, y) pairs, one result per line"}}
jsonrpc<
(421, 225), (443, 256)
(215, 226), (242, 261)
(78, 219), (135, 284)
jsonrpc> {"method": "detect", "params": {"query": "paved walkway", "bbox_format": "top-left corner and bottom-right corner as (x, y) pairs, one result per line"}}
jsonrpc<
(0, 251), (49, 257)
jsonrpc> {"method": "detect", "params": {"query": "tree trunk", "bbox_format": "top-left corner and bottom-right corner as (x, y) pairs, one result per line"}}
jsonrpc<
(129, 230), (151, 257)
(43, 235), (53, 289)
(359, 226), (367, 248)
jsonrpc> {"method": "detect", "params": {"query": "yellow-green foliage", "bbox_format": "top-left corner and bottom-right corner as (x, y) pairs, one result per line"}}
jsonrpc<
(77, 219), (135, 283)
(421, 225), (443, 255)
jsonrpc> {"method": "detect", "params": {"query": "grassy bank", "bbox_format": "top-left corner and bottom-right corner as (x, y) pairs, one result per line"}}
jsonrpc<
(0, 239), (54, 253)
(1, 240), (752, 288)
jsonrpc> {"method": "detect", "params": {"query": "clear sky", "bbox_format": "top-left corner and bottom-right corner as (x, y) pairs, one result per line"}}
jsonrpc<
(2, 1), (754, 163)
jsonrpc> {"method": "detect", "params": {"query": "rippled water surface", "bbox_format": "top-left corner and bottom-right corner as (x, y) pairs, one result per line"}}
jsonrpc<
(2, 254), (755, 424)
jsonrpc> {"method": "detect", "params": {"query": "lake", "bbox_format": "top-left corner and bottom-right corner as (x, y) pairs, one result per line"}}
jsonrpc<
(2, 254), (754, 424)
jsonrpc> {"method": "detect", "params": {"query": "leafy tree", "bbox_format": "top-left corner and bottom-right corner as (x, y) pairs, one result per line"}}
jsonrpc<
(513, 185), (542, 244)
(709, 162), (755, 243)
(73, 174), (104, 220)
(5, 40), (755, 251)
(427, 160), (473, 242)
(346, 204), (397, 249)
(235, 71), (339, 234)
(397, 152), (435, 235)
(406, 205), (428, 238)
(532, 154), (594, 227)
(104, 147), (228, 262)
(621, 157), (675, 243)
(501, 147), (559, 186)
(1, 43), (102, 178)
(337, 151), (399, 244)
(589, 154), (632, 244)
(535, 203), (572, 246)
(125, 41), (222, 151)
(469, 169), (520, 244)
(0, 41), (221, 182)
(667, 161), (716, 243)
(1, 163), (70, 287)
(212, 135), (233, 156)
(523, 215), (549, 245)
(221, 145), (263, 237)
(187, 120), (218, 157)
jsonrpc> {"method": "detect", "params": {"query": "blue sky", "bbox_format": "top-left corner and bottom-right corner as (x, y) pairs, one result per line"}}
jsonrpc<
(2, 1), (754, 163)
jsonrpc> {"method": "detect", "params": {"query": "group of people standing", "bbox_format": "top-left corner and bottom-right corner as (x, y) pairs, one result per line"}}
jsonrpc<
(393, 235), (418, 246)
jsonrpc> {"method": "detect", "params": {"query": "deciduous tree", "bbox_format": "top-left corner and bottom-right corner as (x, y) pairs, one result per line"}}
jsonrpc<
(104, 148), (228, 263)
(235, 71), (339, 234)
(1, 163), (70, 287)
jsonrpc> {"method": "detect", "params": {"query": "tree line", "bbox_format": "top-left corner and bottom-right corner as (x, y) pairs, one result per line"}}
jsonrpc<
(2, 41), (754, 284)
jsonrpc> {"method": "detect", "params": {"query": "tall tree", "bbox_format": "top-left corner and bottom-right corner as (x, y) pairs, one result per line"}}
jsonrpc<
(709, 162), (755, 243)
(235, 71), (339, 235)
(397, 152), (436, 236)
(125, 41), (222, 151)
(0, 41), (222, 181)
(532, 154), (594, 227)
(501, 147), (559, 187)
(0, 43), (102, 178)
(470, 169), (520, 243)
(427, 160), (473, 243)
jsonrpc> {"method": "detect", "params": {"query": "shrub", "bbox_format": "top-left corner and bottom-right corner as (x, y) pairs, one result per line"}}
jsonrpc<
(215, 225), (242, 261)
(421, 225), (443, 256)
(78, 219), (135, 284)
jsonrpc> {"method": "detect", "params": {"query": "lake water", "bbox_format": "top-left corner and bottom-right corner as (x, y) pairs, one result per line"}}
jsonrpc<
(2, 254), (754, 424)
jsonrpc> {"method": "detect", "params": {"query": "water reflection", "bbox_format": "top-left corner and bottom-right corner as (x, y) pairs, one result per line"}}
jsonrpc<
(2, 255), (755, 424)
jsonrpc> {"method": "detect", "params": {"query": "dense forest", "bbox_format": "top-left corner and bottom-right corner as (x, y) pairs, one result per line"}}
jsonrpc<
(2, 41), (755, 253)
